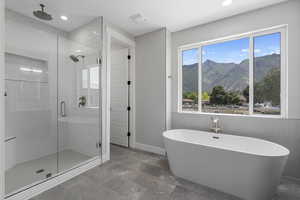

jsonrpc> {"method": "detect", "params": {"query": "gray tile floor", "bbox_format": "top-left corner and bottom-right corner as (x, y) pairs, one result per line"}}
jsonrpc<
(31, 145), (300, 200)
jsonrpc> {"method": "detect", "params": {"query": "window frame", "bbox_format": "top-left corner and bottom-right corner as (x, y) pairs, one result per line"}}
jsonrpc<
(178, 25), (287, 118)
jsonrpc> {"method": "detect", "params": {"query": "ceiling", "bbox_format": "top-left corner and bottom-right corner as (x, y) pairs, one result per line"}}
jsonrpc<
(6, 0), (288, 36)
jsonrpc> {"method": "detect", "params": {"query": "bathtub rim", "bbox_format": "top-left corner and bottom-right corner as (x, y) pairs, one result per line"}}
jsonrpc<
(163, 129), (290, 158)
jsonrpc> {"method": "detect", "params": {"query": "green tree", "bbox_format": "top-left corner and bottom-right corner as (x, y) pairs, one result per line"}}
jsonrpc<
(254, 82), (264, 104)
(183, 92), (198, 103)
(261, 68), (280, 105)
(202, 92), (210, 101)
(225, 92), (241, 105)
(210, 86), (226, 105)
(254, 68), (280, 106)
(243, 85), (249, 103)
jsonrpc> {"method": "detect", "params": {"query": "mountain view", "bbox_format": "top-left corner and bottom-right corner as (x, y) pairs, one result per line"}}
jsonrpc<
(182, 54), (280, 94)
(181, 33), (281, 115)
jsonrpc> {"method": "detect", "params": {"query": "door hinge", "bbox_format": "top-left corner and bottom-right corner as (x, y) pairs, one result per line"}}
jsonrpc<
(96, 142), (102, 149)
(97, 58), (102, 65)
(127, 55), (131, 60)
(127, 132), (131, 137)
(127, 81), (131, 85)
(46, 173), (52, 178)
(127, 106), (131, 111)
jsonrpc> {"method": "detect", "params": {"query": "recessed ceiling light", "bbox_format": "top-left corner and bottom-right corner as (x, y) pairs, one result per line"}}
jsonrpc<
(75, 49), (82, 53)
(222, 0), (233, 7)
(60, 15), (68, 21)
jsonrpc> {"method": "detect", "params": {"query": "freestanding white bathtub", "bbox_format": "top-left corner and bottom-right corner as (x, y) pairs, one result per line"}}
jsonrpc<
(163, 129), (289, 200)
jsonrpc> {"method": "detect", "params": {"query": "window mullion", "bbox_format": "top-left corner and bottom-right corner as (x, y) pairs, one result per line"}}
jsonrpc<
(280, 29), (286, 118)
(249, 37), (254, 115)
(178, 49), (183, 112)
(198, 47), (202, 113)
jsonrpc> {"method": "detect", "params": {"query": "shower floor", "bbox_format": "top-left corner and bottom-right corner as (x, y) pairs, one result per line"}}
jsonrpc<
(5, 150), (91, 195)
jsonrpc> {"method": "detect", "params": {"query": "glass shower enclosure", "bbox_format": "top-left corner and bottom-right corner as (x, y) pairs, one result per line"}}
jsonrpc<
(4, 8), (103, 196)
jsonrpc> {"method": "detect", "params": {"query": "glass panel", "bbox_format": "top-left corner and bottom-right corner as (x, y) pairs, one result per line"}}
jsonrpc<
(4, 2), (103, 195)
(4, 12), (58, 194)
(254, 33), (281, 115)
(201, 38), (250, 114)
(57, 17), (102, 173)
(181, 48), (199, 112)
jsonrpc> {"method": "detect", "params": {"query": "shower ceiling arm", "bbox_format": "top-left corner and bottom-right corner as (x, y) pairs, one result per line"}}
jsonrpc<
(40, 4), (45, 12)
(33, 4), (53, 21)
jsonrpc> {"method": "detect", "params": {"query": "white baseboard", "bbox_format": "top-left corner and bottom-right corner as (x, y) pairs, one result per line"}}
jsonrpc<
(135, 143), (165, 155)
(6, 158), (101, 200)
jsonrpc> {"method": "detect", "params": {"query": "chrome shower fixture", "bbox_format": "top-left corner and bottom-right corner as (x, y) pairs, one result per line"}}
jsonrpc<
(33, 4), (53, 21)
(69, 55), (85, 63)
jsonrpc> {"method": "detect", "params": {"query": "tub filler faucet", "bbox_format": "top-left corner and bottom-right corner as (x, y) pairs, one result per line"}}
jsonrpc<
(210, 117), (221, 134)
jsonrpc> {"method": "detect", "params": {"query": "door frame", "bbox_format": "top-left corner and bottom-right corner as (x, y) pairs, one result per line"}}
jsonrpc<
(0, 1), (5, 199)
(103, 27), (136, 161)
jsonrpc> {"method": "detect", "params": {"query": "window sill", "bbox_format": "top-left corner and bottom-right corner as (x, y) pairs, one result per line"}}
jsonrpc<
(75, 106), (100, 110)
(178, 111), (285, 119)
(85, 106), (100, 109)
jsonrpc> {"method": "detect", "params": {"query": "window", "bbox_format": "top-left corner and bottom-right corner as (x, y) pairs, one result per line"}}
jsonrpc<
(82, 69), (88, 89)
(179, 26), (286, 117)
(202, 38), (250, 115)
(254, 33), (281, 115)
(81, 67), (99, 90)
(78, 65), (100, 108)
(89, 67), (99, 89)
(181, 49), (199, 111)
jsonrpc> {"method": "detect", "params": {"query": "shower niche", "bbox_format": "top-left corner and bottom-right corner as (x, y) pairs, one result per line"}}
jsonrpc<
(4, 6), (103, 196)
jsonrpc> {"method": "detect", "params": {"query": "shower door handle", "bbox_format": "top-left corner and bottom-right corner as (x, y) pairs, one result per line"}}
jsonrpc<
(60, 101), (66, 117)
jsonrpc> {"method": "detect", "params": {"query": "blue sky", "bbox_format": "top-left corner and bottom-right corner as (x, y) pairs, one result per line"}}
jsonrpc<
(182, 32), (280, 65)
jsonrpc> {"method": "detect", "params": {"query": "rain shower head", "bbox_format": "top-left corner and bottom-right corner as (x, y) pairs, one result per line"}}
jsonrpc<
(33, 4), (53, 21)
(70, 55), (85, 63)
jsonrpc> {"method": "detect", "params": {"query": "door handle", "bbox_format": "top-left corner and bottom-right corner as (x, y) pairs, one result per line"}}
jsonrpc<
(5, 136), (16, 143)
(60, 101), (66, 117)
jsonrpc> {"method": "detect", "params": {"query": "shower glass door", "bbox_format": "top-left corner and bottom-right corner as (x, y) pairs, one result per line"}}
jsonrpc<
(5, 4), (103, 195)
(4, 11), (59, 195)
(57, 17), (103, 173)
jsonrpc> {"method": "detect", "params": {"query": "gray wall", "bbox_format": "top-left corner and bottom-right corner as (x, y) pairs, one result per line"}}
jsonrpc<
(171, 0), (300, 178)
(135, 29), (167, 148)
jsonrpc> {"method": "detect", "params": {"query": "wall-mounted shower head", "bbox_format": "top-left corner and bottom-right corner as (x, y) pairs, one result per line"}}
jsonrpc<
(70, 55), (80, 63)
(69, 55), (85, 63)
(33, 4), (53, 21)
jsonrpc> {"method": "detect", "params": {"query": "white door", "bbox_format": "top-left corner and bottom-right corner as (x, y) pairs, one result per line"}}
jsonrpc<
(110, 48), (129, 147)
